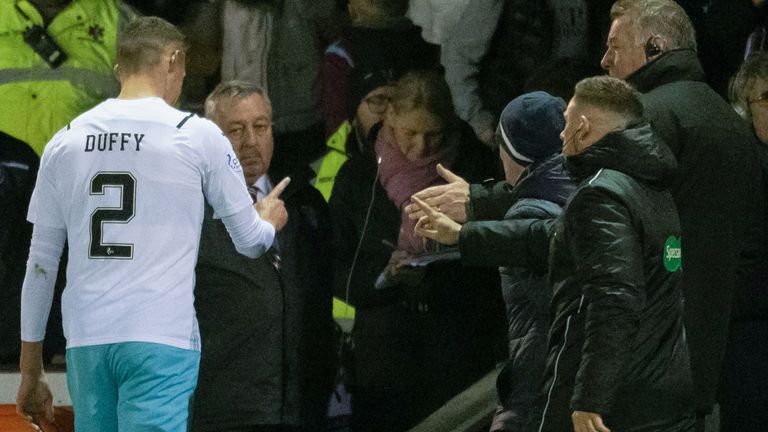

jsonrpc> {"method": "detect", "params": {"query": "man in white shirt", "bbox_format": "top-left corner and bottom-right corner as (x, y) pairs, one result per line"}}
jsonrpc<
(16, 17), (288, 432)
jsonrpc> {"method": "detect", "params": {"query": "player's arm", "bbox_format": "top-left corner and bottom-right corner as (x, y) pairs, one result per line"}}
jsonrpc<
(200, 120), (285, 258)
(221, 177), (289, 258)
(17, 224), (65, 425)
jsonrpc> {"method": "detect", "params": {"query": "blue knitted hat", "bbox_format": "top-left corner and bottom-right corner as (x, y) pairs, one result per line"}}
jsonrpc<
(496, 91), (566, 166)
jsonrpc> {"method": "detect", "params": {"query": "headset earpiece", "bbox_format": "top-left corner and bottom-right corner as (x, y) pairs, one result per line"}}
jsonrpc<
(644, 38), (662, 59)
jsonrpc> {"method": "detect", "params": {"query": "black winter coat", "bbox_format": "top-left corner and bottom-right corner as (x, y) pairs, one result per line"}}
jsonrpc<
(192, 170), (335, 431)
(626, 49), (767, 412)
(534, 124), (695, 432)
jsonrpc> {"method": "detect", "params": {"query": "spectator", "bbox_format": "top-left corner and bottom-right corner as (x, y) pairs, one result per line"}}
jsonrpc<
(411, 92), (577, 432)
(422, 0), (589, 144)
(0, 132), (67, 367)
(314, 0), (438, 200)
(696, 0), (761, 98)
(330, 70), (503, 431)
(534, 75), (693, 432)
(314, 74), (394, 201)
(0, 133), (38, 365)
(320, 0), (438, 138)
(219, 0), (336, 176)
(192, 81), (335, 432)
(719, 52), (768, 432)
(16, 17), (286, 430)
(744, 0), (768, 57)
(0, 0), (136, 156)
(601, 1), (767, 427)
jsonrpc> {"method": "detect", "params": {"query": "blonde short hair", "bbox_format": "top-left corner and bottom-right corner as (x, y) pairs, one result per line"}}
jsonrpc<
(116, 17), (186, 76)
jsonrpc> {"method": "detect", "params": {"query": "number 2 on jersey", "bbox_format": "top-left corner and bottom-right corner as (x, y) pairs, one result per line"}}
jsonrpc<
(89, 172), (136, 259)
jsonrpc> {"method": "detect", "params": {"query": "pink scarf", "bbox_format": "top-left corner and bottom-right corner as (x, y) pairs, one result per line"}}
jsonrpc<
(375, 124), (458, 256)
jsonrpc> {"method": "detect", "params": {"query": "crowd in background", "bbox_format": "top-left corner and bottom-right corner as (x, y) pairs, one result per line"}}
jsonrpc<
(1, 0), (768, 431)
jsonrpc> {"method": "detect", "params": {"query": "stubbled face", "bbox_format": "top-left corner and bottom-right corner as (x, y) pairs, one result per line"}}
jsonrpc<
(390, 108), (445, 161)
(216, 94), (273, 185)
(560, 99), (585, 157)
(499, 148), (526, 186)
(601, 16), (647, 79)
(356, 86), (392, 139)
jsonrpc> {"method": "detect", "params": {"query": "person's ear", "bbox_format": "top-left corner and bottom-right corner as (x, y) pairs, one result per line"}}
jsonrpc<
(579, 114), (591, 140)
(169, 49), (185, 72)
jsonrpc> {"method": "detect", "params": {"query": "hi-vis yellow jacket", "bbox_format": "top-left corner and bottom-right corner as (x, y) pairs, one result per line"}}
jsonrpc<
(0, 0), (135, 156)
(313, 120), (351, 201)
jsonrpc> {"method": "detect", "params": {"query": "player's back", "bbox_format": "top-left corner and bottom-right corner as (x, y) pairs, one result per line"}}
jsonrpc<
(33, 97), (250, 350)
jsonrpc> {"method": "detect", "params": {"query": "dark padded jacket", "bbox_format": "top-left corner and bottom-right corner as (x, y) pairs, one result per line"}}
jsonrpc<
(534, 124), (695, 432)
(626, 49), (766, 412)
(461, 154), (574, 269)
(193, 169), (335, 431)
(475, 154), (576, 432)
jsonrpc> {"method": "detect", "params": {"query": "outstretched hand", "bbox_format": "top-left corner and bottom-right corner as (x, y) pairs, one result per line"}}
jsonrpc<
(412, 196), (462, 246)
(256, 177), (289, 231)
(405, 164), (470, 223)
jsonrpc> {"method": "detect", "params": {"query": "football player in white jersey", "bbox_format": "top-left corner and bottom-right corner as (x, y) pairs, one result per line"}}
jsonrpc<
(16, 16), (288, 432)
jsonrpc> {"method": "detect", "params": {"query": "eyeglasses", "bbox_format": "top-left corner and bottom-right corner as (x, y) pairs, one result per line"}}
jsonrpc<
(365, 94), (391, 114)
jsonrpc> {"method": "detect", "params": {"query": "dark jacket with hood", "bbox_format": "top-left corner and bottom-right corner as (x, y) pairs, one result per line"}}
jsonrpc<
(193, 167), (335, 431)
(464, 154), (576, 432)
(534, 124), (695, 432)
(626, 48), (766, 412)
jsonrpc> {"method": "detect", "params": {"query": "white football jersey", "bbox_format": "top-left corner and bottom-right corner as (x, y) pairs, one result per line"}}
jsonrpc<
(27, 97), (253, 351)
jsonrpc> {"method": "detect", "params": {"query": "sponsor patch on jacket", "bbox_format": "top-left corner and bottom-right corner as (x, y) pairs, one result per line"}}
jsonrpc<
(226, 153), (242, 172)
(663, 236), (682, 272)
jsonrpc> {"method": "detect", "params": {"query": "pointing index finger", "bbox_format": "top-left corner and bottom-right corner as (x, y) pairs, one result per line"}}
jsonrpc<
(267, 177), (290, 199)
(411, 196), (439, 221)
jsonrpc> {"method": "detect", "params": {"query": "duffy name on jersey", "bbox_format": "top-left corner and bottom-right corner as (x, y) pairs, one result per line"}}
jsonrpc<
(85, 133), (145, 152)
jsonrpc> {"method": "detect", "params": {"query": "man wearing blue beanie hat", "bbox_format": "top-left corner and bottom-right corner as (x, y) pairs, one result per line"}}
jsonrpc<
(496, 91), (566, 169)
(410, 91), (577, 431)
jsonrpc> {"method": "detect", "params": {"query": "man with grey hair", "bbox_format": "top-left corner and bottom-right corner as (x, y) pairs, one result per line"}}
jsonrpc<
(600, 1), (767, 428)
(534, 75), (694, 432)
(192, 81), (335, 432)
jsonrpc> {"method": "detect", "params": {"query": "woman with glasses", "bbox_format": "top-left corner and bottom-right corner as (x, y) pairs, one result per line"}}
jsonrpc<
(330, 70), (504, 431)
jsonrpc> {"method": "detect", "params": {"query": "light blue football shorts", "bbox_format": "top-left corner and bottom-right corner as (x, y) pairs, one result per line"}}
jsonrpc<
(66, 342), (200, 432)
